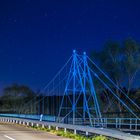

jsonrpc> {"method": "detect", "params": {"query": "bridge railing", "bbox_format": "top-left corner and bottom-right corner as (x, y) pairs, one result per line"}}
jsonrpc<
(97, 118), (140, 130)
(0, 114), (140, 130)
(0, 114), (56, 122)
(65, 117), (140, 130)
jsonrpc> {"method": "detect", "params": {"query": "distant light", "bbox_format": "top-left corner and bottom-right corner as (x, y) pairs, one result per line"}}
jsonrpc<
(83, 52), (86, 55)
(73, 50), (76, 53)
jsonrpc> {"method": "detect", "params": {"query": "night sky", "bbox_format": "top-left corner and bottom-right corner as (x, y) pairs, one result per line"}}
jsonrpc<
(0, 0), (140, 92)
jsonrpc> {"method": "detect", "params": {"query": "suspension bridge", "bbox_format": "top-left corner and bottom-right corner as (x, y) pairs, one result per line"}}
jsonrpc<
(1, 50), (140, 139)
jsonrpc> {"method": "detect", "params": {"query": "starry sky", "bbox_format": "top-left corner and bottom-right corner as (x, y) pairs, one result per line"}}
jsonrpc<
(0, 0), (140, 92)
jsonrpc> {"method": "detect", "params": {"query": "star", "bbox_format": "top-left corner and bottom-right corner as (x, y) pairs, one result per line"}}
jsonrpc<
(18, 57), (23, 61)
(14, 19), (17, 23)
(44, 12), (47, 17)
(26, 0), (30, 3)
(113, 15), (118, 20)
(8, 17), (17, 23)
(31, 71), (36, 75)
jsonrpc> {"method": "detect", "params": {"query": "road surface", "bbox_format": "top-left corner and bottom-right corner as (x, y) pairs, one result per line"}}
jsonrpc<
(0, 123), (72, 140)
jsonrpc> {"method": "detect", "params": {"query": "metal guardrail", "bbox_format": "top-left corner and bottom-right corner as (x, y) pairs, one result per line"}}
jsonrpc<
(1, 114), (140, 130)
(93, 118), (140, 130)
(0, 116), (140, 140)
(61, 117), (140, 130)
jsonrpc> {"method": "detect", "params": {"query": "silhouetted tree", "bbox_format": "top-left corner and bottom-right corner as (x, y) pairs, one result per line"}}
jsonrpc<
(123, 38), (140, 95)
(0, 84), (34, 113)
(91, 38), (140, 113)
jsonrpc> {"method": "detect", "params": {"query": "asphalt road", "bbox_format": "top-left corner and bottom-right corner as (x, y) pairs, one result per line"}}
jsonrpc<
(0, 123), (72, 140)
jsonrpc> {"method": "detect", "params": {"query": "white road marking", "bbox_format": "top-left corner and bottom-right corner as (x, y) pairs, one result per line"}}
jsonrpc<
(4, 135), (16, 140)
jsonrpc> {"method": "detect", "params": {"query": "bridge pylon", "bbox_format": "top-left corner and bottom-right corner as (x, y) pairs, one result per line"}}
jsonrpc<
(57, 50), (103, 126)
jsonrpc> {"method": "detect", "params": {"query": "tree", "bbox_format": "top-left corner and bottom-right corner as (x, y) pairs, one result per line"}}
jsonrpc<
(0, 84), (34, 113)
(90, 39), (140, 113)
(3, 84), (34, 97)
(123, 38), (140, 95)
(91, 41), (123, 112)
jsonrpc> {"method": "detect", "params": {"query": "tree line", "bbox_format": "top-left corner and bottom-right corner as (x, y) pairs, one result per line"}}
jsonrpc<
(90, 38), (140, 114)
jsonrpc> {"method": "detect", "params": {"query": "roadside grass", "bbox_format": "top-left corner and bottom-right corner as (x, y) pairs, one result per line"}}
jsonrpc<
(29, 125), (117, 140)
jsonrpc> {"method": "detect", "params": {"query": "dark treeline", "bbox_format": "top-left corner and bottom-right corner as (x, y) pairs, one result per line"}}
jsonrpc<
(0, 84), (35, 113)
(90, 38), (140, 115)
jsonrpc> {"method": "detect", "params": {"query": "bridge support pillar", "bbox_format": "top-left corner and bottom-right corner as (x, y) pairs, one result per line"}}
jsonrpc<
(42, 124), (44, 128)
(86, 131), (89, 136)
(119, 119), (121, 129)
(48, 125), (51, 130)
(31, 123), (34, 127)
(130, 119), (132, 129)
(64, 128), (67, 133)
(36, 123), (39, 127)
(116, 118), (118, 128)
(56, 126), (58, 130)
(135, 119), (138, 130)
(27, 122), (29, 126)
(74, 129), (77, 134)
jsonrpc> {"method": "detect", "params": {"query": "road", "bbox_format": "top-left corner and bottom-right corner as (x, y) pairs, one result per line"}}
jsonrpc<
(0, 123), (71, 140)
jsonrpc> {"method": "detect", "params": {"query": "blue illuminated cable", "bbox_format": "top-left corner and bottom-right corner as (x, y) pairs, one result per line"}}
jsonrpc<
(89, 68), (139, 118)
(87, 56), (140, 110)
(20, 55), (72, 113)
